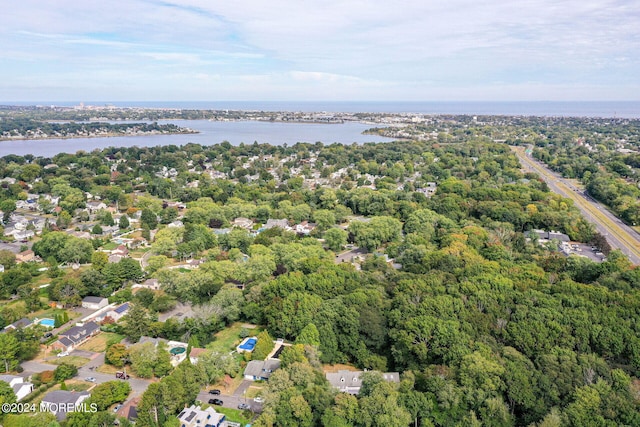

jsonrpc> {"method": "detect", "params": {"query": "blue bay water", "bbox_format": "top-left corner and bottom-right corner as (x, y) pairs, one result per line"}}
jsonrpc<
(2, 101), (640, 157)
(0, 120), (394, 157)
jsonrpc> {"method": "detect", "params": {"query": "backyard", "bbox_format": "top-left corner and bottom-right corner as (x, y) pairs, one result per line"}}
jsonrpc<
(50, 356), (91, 368)
(207, 322), (261, 354)
(77, 332), (124, 353)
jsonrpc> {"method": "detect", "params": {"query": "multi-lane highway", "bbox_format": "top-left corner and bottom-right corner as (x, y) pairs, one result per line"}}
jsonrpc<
(511, 146), (640, 265)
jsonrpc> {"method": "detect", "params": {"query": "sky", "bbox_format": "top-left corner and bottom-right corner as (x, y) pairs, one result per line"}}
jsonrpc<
(1, 0), (639, 102)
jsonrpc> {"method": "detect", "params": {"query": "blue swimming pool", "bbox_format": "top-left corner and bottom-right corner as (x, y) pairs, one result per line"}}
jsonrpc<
(239, 338), (257, 351)
(38, 318), (55, 327)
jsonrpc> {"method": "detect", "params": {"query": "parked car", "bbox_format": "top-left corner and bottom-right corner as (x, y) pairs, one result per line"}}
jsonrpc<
(238, 403), (250, 410)
(208, 399), (223, 405)
(115, 372), (130, 380)
(57, 352), (69, 358)
(113, 404), (122, 413)
(85, 377), (96, 382)
(43, 332), (53, 338)
(253, 396), (264, 403)
(208, 389), (221, 395)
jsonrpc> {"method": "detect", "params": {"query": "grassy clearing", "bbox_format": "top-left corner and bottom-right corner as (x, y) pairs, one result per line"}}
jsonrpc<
(207, 322), (262, 354)
(322, 363), (359, 373)
(102, 242), (118, 250)
(50, 356), (91, 367)
(77, 332), (124, 352)
(244, 385), (265, 399)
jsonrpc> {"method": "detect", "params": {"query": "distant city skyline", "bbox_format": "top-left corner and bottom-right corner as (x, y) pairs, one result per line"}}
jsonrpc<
(2, 0), (639, 102)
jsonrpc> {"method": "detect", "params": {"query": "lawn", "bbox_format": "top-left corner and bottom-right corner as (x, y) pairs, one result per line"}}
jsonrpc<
(209, 406), (254, 425)
(50, 356), (91, 367)
(207, 322), (262, 354)
(77, 332), (124, 352)
(244, 385), (266, 399)
(102, 242), (118, 250)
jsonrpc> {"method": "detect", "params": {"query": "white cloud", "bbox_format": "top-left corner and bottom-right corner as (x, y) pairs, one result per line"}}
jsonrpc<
(0, 0), (638, 100)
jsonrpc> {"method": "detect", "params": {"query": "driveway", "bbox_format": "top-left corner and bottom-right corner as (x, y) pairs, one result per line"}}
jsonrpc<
(197, 387), (263, 414)
(76, 362), (153, 396)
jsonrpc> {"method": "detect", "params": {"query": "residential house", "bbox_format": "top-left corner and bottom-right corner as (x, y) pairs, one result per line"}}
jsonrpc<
(167, 220), (184, 228)
(189, 347), (207, 364)
(177, 405), (226, 427)
(13, 229), (35, 241)
(15, 250), (35, 263)
(264, 219), (291, 231)
(50, 336), (74, 353)
(86, 201), (107, 214)
(116, 397), (140, 423)
(82, 296), (109, 310)
(325, 370), (400, 395)
(231, 217), (254, 230)
(41, 390), (91, 421)
(111, 245), (129, 257)
(0, 375), (34, 401)
(108, 254), (123, 263)
(3, 317), (33, 331)
(50, 321), (100, 352)
(132, 278), (160, 291)
(68, 230), (91, 240)
(294, 221), (316, 235)
(0, 265), (4, 273)
(243, 359), (281, 381)
(525, 230), (571, 243)
(101, 303), (130, 322)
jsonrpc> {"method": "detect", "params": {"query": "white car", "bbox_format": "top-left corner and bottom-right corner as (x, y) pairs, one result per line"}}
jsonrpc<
(57, 352), (69, 358)
(85, 377), (96, 382)
(253, 396), (264, 403)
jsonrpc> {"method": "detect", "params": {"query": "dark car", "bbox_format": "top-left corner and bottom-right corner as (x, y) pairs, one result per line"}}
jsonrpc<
(208, 399), (223, 405)
(208, 389), (221, 395)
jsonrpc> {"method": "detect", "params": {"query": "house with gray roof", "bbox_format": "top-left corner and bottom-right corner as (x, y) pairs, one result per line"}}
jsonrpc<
(243, 359), (281, 381)
(41, 390), (90, 421)
(50, 321), (100, 352)
(81, 296), (109, 310)
(264, 219), (291, 231)
(3, 317), (33, 332)
(325, 370), (400, 395)
(0, 375), (34, 401)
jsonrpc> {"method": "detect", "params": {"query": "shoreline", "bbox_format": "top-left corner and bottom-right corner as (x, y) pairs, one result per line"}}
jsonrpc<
(0, 130), (198, 142)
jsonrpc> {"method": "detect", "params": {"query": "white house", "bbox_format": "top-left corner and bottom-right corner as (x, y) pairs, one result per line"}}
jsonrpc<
(325, 370), (400, 395)
(81, 296), (109, 310)
(101, 303), (130, 322)
(86, 201), (107, 214)
(177, 405), (225, 427)
(0, 375), (34, 401)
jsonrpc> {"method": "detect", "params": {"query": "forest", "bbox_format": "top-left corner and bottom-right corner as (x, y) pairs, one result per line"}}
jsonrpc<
(1, 136), (640, 426)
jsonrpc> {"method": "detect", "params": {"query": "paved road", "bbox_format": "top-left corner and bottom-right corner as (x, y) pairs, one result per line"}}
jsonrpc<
(22, 350), (153, 397)
(512, 146), (640, 264)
